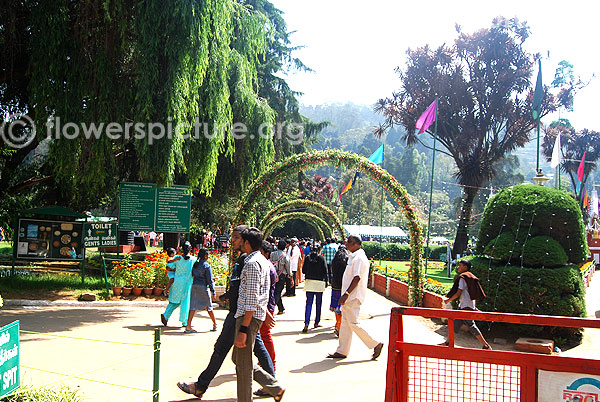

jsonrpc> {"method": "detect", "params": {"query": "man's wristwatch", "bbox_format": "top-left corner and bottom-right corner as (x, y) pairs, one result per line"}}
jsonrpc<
(239, 325), (249, 334)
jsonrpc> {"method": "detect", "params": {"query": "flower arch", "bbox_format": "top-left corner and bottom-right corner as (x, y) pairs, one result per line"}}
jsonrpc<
(234, 149), (425, 306)
(262, 211), (331, 240)
(261, 199), (345, 239)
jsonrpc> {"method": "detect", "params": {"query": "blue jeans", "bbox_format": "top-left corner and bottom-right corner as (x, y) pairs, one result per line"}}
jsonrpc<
(305, 291), (323, 326)
(196, 311), (274, 392)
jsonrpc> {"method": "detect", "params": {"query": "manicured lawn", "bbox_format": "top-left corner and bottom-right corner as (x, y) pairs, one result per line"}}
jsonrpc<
(0, 241), (12, 255)
(375, 260), (455, 286)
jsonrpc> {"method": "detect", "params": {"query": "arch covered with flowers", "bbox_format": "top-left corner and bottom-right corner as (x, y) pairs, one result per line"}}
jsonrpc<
(261, 199), (344, 239)
(262, 211), (331, 240)
(234, 149), (425, 306)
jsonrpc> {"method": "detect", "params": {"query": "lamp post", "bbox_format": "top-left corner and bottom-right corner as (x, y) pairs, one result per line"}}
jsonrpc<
(532, 168), (550, 186)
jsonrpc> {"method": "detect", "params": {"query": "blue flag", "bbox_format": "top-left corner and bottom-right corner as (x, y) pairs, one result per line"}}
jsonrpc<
(368, 145), (384, 164)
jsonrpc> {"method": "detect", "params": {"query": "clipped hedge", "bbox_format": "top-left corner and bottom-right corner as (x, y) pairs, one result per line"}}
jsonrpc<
(483, 233), (568, 268)
(469, 256), (586, 338)
(362, 242), (446, 261)
(477, 185), (587, 265)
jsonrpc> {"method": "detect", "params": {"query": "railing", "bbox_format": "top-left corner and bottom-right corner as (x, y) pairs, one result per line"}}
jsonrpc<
(386, 307), (600, 402)
(15, 328), (161, 402)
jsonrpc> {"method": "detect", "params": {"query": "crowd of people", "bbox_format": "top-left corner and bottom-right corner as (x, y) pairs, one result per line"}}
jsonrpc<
(166, 227), (384, 401)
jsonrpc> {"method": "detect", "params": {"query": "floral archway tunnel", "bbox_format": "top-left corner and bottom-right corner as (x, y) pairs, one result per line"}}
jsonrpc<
(260, 199), (345, 239)
(262, 211), (331, 241)
(233, 149), (425, 306)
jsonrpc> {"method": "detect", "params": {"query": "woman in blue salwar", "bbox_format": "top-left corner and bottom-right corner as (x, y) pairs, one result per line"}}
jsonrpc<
(161, 242), (196, 328)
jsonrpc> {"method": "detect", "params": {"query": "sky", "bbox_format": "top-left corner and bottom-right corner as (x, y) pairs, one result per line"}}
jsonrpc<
(270, 0), (599, 131)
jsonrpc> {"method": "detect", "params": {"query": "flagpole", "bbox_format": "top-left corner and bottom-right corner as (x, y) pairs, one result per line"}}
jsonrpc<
(379, 143), (385, 269)
(425, 98), (438, 275)
(536, 116), (541, 173)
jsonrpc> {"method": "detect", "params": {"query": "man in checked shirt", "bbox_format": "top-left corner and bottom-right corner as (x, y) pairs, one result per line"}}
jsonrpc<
(233, 227), (285, 401)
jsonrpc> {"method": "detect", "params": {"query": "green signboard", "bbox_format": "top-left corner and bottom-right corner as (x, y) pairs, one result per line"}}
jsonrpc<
(83, 222), (118, 248)
(155, 186), (191, 233)
(119, 183), (156, 231)
(118, 183), (191, 233)
(0, 321), (20, 397)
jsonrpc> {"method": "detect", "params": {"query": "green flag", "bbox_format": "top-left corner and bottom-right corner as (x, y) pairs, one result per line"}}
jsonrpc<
(532, 59), (543, 120)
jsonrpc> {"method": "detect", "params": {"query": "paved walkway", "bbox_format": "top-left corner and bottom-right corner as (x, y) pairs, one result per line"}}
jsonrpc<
(2, 273), (599, 401)
(0, 285), (442, 402)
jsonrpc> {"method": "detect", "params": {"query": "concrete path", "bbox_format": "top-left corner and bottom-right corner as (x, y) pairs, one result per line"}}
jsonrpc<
(0, 285), (442, 402)
(2, 273), (599, 401)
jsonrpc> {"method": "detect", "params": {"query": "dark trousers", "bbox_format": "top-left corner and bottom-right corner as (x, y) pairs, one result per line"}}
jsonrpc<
(196, 311), (275, 392)
(454, 307), (482, 337)
(304, 291), (323, 326)
(285, 272), (296, 296)
(274, 274), (286, 312)
(232, 317), (282, 402)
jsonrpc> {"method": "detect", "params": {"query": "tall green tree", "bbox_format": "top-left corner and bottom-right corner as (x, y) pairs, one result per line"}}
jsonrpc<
(1, 0), (324, 235)
(374, 17), (564, 255)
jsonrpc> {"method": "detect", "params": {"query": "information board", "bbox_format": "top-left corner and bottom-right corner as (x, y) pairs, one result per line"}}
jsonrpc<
(17, 219), (83, 260)
(0, 321), (20, 398)
(118, 183), (191, 233)
(83, 222), (118, 248)
(119, 183), (156, 231)
(155, 186), (192, 233)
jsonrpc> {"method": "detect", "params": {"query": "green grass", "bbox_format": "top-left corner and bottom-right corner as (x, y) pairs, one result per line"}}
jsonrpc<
(0, 241), (12, 255)
(376, 260), (455, 286)
(0, 272), (110, 301)
(1, 386), (82, 402)
(0, 272), (107, 291)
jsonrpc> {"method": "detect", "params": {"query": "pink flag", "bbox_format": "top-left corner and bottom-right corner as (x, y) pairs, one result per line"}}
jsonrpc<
(416, 99), (437, 134)
(577, 152), (586, 183)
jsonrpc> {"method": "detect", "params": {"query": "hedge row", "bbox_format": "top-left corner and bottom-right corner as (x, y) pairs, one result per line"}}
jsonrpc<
(469, 256), (586, 338)
(363, 242), (446, 261)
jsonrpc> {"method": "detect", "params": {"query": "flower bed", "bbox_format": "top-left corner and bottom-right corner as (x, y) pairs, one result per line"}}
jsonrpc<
(580, 261), (596, 287)
(370, 263), (447, 308)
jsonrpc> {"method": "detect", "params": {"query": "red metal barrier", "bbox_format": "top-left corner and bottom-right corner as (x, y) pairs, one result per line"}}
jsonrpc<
(385, 307), (600, 402)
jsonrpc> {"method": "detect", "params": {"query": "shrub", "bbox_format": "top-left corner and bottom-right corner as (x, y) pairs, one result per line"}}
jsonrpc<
(362, 242), (445, 261)
(427, 245), (447, 260)
(522, 236), (568, 267)
(483, 232), (516, 262)
(469, 256), (586, 338)
(476, 184), (587, 265)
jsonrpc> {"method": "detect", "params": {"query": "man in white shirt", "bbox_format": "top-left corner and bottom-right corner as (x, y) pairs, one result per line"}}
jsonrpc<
(327, 235), (384, 360)
(284, 238), (301, 297)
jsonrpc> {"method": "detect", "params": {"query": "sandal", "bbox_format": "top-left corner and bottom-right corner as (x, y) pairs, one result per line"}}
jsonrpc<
(253, 389), (269, 397)
(184, 329), (197, 334)
(160, 314), (167, 326)
(211, 326), (217, 332)
(326, 352), (347, 359)
(482, 344), (492, 350)
(273, 389), (285, 401)
(177, 382), (204, 398)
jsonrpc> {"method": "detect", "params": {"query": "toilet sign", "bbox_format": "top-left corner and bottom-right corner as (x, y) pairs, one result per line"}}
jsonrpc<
(83, 222), (118, 248)
(0, 321), (19, 397)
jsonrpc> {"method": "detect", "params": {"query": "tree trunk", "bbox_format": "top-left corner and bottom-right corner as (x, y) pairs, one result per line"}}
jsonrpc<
(163, 232), (180, 250)
(452, 186), (479, 257)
